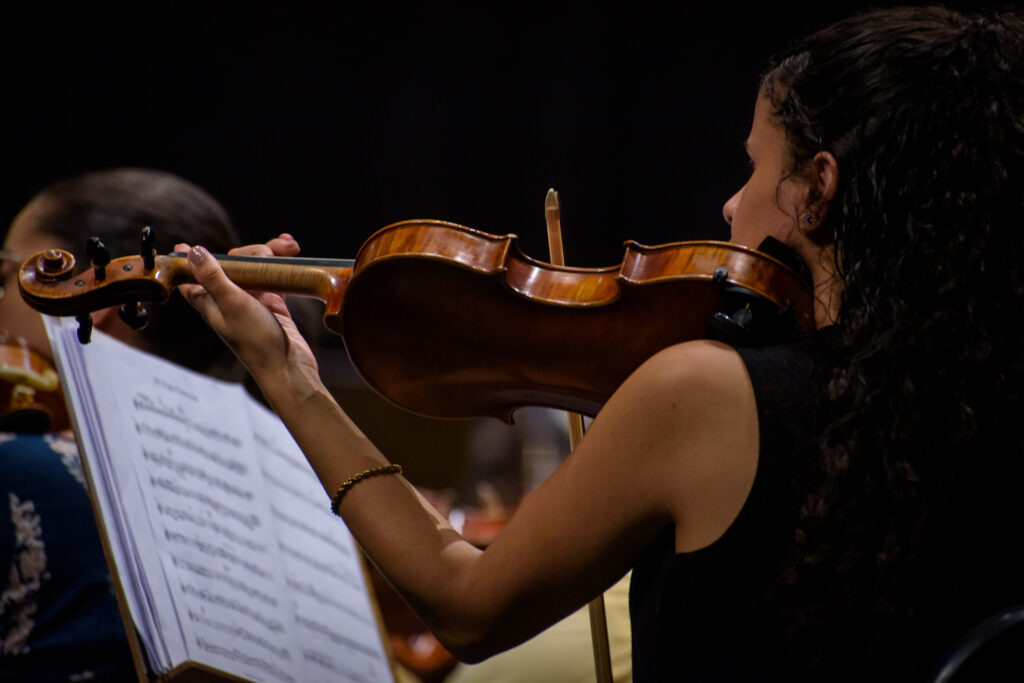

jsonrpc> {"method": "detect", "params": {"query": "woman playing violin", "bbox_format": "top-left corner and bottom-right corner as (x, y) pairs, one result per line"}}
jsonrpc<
(180, 7), (1024, 680)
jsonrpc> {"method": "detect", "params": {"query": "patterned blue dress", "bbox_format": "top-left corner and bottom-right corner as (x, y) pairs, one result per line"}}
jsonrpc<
(0, 431), (135, 681)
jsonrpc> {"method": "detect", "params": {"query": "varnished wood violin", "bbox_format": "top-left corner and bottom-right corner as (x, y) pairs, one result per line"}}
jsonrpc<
(17, 219), (813, 421)
(0, 332), (70, 432)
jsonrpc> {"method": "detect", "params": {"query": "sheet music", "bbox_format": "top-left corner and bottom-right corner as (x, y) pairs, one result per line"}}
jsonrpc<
(45, 317), (394, 683)
(250, 400), (393, 683)
(49, 318), (185, 670)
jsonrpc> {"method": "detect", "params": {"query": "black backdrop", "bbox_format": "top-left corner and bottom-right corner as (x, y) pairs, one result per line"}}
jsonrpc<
(2, 2), (977, 487)
(4, 3), (892, 266)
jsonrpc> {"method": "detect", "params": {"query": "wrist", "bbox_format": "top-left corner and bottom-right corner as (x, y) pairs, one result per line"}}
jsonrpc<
(253, 360), (326, 410)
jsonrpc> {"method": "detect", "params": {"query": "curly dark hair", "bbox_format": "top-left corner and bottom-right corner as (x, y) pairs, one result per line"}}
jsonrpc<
(761, 6), (1024, 677)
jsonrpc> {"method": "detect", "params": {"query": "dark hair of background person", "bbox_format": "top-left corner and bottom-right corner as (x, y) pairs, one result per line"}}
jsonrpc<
(761, 5), (1024, 676)
(19, 167), (245, 380)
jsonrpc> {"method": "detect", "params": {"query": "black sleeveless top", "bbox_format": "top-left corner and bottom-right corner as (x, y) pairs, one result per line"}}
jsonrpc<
(629, 327), (1024, 681)
(628, 329), (839, 682)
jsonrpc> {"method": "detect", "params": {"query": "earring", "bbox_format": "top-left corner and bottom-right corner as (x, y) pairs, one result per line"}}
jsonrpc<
(800, 212), (817, 227)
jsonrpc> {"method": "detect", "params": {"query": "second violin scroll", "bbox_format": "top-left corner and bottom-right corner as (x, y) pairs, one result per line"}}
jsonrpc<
(18, 219), (814, 422)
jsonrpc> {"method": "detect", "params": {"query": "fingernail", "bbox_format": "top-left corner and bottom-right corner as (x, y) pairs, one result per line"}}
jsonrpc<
(280, 233), (294, 240)
(189, 245), (209, 265)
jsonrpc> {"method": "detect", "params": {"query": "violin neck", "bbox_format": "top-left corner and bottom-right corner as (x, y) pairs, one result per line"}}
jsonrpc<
(165, 252), (355, 303)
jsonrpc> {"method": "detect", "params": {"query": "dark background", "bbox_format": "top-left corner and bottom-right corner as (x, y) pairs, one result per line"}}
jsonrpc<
(4, 2), (888, 266)
(1, 1), (990, 489)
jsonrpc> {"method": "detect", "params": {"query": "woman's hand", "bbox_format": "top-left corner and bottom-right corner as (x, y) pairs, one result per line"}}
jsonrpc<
(176, 234), (319, 385)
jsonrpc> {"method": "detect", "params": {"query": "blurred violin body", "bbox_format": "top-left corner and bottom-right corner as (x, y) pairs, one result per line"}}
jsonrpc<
(18, 219), (813, 422)
(0, 332), (70, 432)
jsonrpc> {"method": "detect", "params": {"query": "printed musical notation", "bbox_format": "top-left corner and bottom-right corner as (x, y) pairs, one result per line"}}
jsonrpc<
(44, 317), (395, 683)
(250, 400), (390, 677)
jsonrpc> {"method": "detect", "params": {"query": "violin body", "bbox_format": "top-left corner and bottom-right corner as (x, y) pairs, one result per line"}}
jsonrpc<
(340, 221), (813, 421)
(18, 219), (813, 422)
(0, 333), (70, 432)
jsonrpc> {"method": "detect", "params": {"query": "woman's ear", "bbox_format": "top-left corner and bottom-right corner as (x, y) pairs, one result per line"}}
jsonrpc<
(799, 150), (839, 231)
(812, 150), (839, 214)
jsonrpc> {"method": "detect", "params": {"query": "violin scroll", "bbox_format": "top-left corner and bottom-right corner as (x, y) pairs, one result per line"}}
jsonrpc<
(34, 249), (76, 280)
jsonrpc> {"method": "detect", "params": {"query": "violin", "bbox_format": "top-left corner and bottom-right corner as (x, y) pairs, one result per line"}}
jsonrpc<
(17, 219), (814, 421)
(0, 332), (70, 432)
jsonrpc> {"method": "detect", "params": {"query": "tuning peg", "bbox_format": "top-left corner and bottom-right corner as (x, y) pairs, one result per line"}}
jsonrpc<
(86, 237), (111, 281)
(140, 226), (156, 270)
(118, 301), (150, 330)
(731, 305), (753, 328)
(76, 313), (93, 344)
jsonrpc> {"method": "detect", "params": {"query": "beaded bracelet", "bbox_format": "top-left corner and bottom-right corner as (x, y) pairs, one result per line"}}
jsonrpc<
(330, 464), (402, 515)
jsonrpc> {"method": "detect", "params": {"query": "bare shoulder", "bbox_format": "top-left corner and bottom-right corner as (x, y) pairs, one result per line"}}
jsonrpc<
(597, 339), (760, 551)
(609, 339), (755, 418)
(470, 339), (760, 627)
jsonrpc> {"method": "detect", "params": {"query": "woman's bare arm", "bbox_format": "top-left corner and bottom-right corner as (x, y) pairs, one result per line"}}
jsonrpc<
(179, 240), (760, 661)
